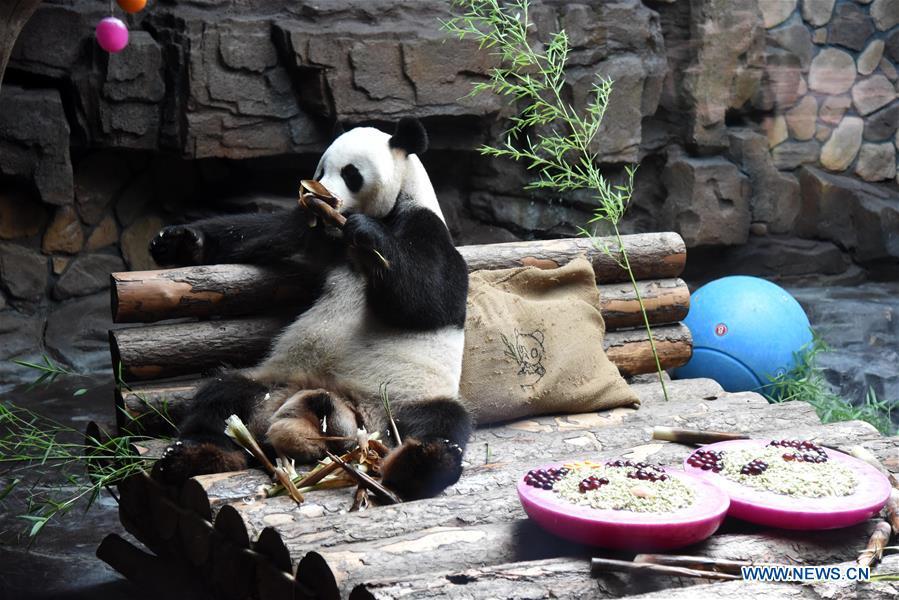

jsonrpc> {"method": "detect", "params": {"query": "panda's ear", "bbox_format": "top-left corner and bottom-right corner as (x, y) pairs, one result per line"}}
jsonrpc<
(389, 117), (428, 156)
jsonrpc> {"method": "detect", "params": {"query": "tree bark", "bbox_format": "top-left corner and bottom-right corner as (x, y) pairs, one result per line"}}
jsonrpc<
(111, 267), (689, 328)
(457, 233), (686, 282)
(110, 234), (687, 323)
(110, 317), (690, 383)
(0, 0), (43, 93)
(111, 264), (319, 323)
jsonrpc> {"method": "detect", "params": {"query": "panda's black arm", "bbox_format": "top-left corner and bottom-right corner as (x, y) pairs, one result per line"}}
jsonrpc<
(149, 207), (323, 266)
(344, 209), (468, 330)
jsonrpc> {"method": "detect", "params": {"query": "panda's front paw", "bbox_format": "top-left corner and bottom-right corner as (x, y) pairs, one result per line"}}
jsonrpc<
(380, 437), (464, 500)
(149, 225), (205, 266)
(151, 439), (247, 486)
(343, 214), (386, 251)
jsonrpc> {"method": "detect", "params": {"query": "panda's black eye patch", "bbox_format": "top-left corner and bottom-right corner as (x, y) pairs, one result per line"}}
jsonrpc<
(341, 164), (363, 193)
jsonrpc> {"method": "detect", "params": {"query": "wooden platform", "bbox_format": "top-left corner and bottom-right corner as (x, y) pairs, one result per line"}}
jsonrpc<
(100, 377), (899, 600)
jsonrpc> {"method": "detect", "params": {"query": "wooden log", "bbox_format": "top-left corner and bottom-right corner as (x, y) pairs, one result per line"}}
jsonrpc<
(353, 553), (899, 600)
(111, 268), (688, 329)
(109, 317), (285, 381)
(111, 265), (317, 323)
(302, 516), (881, 599)
(457, 233), (686, 282)
(96, 533), (212, 600)
(109, 233), (687, 323)
(111, 317), (690, 383)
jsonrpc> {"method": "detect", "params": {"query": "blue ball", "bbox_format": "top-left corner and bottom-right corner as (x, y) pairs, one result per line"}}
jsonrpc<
(672, 276), (812, 394)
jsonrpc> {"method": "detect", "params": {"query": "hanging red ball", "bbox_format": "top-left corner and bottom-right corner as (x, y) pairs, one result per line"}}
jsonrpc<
(117, 0), (148, 13)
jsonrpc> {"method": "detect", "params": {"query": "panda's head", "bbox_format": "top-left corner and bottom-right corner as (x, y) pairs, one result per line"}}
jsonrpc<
(313, 118), (432, 219)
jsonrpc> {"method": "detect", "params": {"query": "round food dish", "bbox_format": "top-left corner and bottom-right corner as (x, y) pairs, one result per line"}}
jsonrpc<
(517, 461), (730, 551)
(683, 439), (891, 530)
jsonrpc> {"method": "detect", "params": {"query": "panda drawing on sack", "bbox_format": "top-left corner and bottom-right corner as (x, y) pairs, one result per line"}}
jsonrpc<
(147, 118), (472, 500)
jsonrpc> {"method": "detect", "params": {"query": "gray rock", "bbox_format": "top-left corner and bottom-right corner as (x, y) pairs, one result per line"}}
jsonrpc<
(767, 20), (815, 72)
(759, 49), (803, 110)
(797, 166), (899, 262)
(687, 237), (853, 285)
(52, 254), (125, 300)
(820, 116), (864, 171)
(74, 152), (133, 226)
(45, 293), (122, 373)
(0, 87), (73, 206)
(881, 57), (898, 81)
(871, 0), (899, 31)
(808, 48), (856, 94)
(0, 311), (45, 379)
(764, 115), (790, 147)
(851, 75), (897, 116)
(829, 3), (875, 51)
(790, 283), (899, 413)
(468, 191), (590, 239)
(41, 206), (84, 255)
(661, 153), (751, 247)
(8, 5), (88, 78)
(0, 188), (47, 240)
(801, 0), (836, 27)
(864, 102), (899, 141)
(857, 40), (885, 76)
(818, 94), (852, 125)
(854, 143), (897, 182)
(727, 129), (801, 233)
(771, 140), (820, 169)
(102, 32), (165, 102)
(121, 216), (164, 271)
(887, 29), (899, 63)
(0, 243), (47, 300)
(784, 95), (818, 140)
(759, 0), (797, 28)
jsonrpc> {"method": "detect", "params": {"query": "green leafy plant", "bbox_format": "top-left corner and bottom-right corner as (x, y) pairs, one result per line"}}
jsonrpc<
(0, 357), (170, 538)
(443, 0), (669, 400)
(766, 333), (896, 436)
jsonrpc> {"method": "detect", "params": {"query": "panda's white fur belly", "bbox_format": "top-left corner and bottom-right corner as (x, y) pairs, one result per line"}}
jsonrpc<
(254, 265), (464, 402)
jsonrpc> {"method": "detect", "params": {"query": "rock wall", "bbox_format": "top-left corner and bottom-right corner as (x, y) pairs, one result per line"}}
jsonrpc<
(0, 0), (897, 387)
(759, 0), (899, 182)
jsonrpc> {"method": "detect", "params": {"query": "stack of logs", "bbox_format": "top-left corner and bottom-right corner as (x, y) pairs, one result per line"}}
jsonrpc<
(109, 233), (693, 435)
(99, 378), (899, 599)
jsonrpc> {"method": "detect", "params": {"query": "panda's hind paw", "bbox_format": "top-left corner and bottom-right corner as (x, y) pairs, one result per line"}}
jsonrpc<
(149, 225), (205, 266)
(151, 439), (247, 486)
(379, 437), (464, 500)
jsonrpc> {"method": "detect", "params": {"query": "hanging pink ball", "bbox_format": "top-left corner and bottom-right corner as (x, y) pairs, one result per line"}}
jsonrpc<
(96, 17), (129, 53)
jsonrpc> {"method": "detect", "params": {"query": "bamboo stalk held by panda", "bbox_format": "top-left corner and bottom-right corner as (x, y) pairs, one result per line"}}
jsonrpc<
(324, 450), (401, 505)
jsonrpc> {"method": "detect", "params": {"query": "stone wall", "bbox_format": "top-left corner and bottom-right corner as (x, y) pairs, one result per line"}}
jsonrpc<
(760, 0), (899, 182)
(0, 0), (897, 386)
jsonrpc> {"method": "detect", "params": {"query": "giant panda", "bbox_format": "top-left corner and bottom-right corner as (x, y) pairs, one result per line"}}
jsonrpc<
(148, 118), (472, 499)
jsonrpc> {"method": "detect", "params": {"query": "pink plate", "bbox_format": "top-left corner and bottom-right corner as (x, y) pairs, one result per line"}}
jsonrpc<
(517, 463), (729, 551)
(684, 439), (891, 530)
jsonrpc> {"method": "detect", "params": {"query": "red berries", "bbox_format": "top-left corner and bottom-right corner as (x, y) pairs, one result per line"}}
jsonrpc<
(578, 476), (610, 493)
(740, 459), (768, 475)
(524, 467), (569, 490)
(769, 440), (828, 464)
(686, 449), (726, 473)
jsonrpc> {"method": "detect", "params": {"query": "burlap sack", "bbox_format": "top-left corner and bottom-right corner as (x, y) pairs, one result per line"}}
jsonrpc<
(460, 257), (639, 424)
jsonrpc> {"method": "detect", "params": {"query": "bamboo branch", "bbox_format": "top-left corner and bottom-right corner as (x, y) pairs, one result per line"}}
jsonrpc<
(652, 427), (749, 445)
(324, 451), (401, 505)
(590, 557), (741, 581)
(633, 554), (751, 576)
(858, 521), (892, 569)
